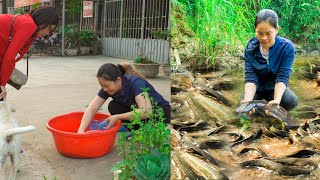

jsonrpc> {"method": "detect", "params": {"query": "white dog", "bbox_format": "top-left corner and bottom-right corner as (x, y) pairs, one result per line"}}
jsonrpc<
(0, 102), (35, 180)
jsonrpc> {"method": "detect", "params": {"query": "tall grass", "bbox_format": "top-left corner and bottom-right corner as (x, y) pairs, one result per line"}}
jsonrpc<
(172, 0), (270, 68)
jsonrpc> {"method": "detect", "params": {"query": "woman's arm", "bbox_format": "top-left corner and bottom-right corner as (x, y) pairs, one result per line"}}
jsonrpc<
(269, 82), (286, 105)
(242, 42), (258, 103)
(1, 22), (37, 86)
(0, 86), (7, 100)
(105, 92), (152, 129)
(270, 42), (295, 105)
(77, 95), (106, 133)
(241, 82), (257, 103)
(275, 43), (295, 87)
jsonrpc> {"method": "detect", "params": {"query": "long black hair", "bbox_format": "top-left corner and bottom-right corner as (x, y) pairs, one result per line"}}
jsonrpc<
(254, 9), (278, 29)
(29, 6), (59, 30)
(97, 63), (126, 81)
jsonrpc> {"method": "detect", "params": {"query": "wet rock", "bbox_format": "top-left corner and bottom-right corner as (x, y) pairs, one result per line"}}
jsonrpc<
(311, 50), (320, 56)
(294, 44), (307, 55)
(304, 46), (317, 53)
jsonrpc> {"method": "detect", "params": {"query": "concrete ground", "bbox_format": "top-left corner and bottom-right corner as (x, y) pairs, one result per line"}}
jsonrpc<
(6, 55), (170, 180)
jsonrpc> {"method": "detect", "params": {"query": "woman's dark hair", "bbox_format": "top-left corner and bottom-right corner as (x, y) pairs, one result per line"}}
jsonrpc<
(97, 63), (126, 81)
(29, 6), (59, 30)
(254, 9), (278, 29)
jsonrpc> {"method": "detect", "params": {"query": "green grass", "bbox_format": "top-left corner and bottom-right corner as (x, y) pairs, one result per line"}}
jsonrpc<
(171, 0), (270, 68)
(171, 0), (319, 69)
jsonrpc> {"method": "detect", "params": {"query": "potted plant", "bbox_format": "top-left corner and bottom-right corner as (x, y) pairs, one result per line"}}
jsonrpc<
(133, 56), (161, 78)
(112, 88), (170, 180)
(79, 31), (97, 55)
(64, 24), (79, 56)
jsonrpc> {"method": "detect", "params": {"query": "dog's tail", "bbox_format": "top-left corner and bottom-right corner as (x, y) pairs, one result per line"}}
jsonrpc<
(5, 126), (36, 137)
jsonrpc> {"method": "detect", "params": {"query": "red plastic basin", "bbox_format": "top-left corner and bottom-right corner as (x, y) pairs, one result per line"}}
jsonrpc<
(47, 112), (122, 158)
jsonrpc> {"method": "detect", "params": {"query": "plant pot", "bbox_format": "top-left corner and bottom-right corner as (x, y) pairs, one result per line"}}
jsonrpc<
(80, 46), (91, 55)
(66, 49), (78, 56)
(162, 64), (171, 75)
(133, 63), (160, 78)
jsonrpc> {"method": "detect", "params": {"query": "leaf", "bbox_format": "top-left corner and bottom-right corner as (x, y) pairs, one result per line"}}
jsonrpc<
(240, 123), (249, 133)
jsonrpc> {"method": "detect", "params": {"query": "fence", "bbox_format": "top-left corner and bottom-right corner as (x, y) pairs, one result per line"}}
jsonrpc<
(103, 0), (170, 63)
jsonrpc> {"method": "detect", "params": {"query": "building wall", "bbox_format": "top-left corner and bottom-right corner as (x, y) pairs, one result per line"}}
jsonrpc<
(0, 0), (2, 14)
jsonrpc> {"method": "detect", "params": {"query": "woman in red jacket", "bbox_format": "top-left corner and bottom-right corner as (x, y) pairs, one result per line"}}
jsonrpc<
(0, 6), (59, 100)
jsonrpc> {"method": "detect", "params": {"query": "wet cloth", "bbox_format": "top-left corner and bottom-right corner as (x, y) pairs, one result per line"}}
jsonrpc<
(88, 119), (128, 132)
(88, 120), (109, 130)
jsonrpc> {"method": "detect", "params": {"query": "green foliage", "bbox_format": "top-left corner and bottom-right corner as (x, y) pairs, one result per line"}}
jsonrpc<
(239, 114), (251, 133)
(172, 0), (270, 68)
(133, 149), (170, 180)
(172, 0), (319, 70)
(111, 88), (170, 180)
(31, 2), (42, 9)
(66, 0), (82, 14)
(58, 24), (79, 49)
(268, 0), (320, 46)
(14, 8), (27, 15)
(79, 31), (97, 47)
(43, 175), (56, 180)
(133, 56), (156, 64)
(151, 30), (170, 39)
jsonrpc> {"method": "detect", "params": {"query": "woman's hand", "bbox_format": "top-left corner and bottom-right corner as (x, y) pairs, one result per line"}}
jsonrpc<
(240, 100), (250, 104)
(265, 100), (280, 116)
(267, 100), (280, 106)
(0, 86), (7, 100)
(77, 129), (85, 133)
(105, 115), (120, 129)
(239, 99), (256, 115)
(77, 95), (106, 133)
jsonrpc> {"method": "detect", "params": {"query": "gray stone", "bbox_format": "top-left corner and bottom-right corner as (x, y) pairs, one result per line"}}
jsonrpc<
(310, 50), (319, 55)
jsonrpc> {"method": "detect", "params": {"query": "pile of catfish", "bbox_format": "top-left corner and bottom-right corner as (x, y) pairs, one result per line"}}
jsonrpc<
(170, 71), (320, 180)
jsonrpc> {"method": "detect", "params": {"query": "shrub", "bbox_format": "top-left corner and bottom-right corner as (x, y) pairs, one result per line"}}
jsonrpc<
(79, 31), (97, 47)
(111, 88), (170, 180)
(269, 0), (320, 46)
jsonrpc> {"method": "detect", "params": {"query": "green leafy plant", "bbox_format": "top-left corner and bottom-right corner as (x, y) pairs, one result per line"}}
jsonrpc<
(171, 0), (319, 71)
(269, 0), (320, 46)
(171, 0), (270, 69)
(150, 30), (170, 39)
(133, 56), (157, 64)
(239, 114), (251, 133)
(66, 0), (82, 14)
(133, 149), (170, 180)
(58, 24), (80, 49)
(14, 8), (27, 15)
(31, 2), (42, 9)
(111, 87), (170, 180)
(79, 31), (97, 47)
(43, 175), (56, 180)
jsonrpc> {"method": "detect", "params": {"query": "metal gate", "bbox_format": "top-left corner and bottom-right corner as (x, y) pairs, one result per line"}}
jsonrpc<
(103, 0), (170, 64)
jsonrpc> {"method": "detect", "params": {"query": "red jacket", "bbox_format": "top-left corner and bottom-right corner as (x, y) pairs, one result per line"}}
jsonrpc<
(0, 14), (38, 86)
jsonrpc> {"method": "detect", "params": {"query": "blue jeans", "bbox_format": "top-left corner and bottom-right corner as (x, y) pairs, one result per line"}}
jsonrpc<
(240, 88), (298, 111)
